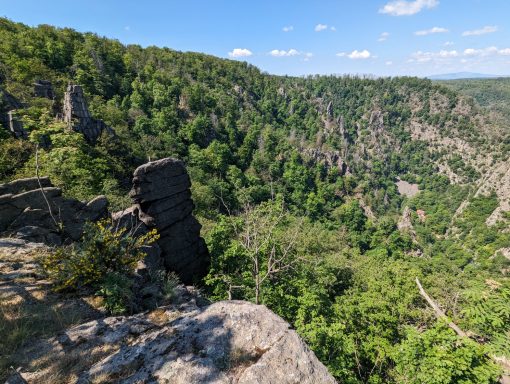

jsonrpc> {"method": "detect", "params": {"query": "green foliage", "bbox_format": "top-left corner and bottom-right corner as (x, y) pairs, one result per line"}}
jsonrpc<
(42, 220), (159, 291)
(394, 324), (500, 384)
(97, 272), (134, 315)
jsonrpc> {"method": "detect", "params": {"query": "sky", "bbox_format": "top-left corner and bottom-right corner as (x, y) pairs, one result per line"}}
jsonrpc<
(1, 0), (510, 77)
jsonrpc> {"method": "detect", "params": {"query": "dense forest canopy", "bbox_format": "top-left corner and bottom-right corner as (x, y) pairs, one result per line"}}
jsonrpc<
(0, 18), (509, 383)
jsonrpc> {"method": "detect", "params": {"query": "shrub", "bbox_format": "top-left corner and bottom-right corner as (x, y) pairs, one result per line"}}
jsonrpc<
(97, 272), (134, 315)
(42, 219), (159, 291)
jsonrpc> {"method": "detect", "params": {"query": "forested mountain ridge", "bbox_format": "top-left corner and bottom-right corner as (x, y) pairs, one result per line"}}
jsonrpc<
(1, 18), (509, 383)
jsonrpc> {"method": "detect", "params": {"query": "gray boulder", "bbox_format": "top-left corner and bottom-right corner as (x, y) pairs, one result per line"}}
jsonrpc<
(12, 299), (336, 384)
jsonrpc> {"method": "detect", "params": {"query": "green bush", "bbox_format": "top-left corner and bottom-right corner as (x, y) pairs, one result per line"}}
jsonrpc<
(42, 219), (159, 291)
(97, 272), (134, 315)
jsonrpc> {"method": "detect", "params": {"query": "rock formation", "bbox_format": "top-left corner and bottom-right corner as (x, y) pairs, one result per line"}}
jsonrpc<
(114, 158), (210, 284)
(11, 298), (336, 384)
(0, 87), (27, 138)
(0, 177), (108, 244)
(33, 80), (55, 100)
(7, 110), (27, 138)
(303, 148), (349, 175)
(63, 84), (112, 142)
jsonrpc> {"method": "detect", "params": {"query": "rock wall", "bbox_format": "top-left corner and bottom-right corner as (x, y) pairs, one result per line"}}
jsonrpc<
(0, 177), (108, 245)
(63, 84), (111, 143)
(115, 158), (210, 284)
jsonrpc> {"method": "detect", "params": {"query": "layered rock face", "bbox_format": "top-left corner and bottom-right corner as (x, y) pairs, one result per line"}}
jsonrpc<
(63, 84), (111, 142)
(115, 158), (210, 284)
(13, 298), (336, 384)
(0, 177), (108, 244)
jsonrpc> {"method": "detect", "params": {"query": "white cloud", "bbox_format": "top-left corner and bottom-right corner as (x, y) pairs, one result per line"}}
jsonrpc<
(379, 0), (439, 16)
(463, 46), (508, 57)
(336, 52), (346, 57)
(269, 49), (302, 57)
(462, 25), (498, 36)
(409, 46), (510, 65)
(378, 32), (390, 42)
(438, 49), (458, 57)
(124, 26), (130, 31)
(444, 41), (454, 46)
(415, 26), (448, 36)
(228, 48), (253, 58)
(304, 52), (313, 61)
(347, 50), (372, 59)
(386, 61), (393, 65)
(315, 23), (328, 32)
(410, 49), (457, 62)
(330, 26), (337, 31)
(282, 26), (294, 32)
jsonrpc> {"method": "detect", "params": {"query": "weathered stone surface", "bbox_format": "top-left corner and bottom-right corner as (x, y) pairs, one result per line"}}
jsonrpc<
(63, 84), (112, 143)
(12, 299), (336, 384)
(0, 177), (108, 244)
(116, 157), (210, 284)
(33, 80), (54, 100)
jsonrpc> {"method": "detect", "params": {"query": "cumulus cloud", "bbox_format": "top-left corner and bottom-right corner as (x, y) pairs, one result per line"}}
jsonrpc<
(228, 48), (253, 58)
(386, 61), (393, 65)
(378, 32), (390, 42)
(341, 50), (372, 59)
(315, 23), (328, 32)
(463, 46), (509, 57)
(349, 50), (371, 59)
(282, 26), (294, 32)
(444, 41), (454, 46)
(270, 49), (300, 57)
(415, 27), (448, 36)
(409, 46), (510, 64)
(269, 49), (312, 59)
(462, 25), (498, 36)
(379, 0), (438, 16)
(409, 49), (458, 62)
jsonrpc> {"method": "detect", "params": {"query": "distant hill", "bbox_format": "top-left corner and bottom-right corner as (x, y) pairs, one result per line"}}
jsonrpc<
(428, 72), (504, 80)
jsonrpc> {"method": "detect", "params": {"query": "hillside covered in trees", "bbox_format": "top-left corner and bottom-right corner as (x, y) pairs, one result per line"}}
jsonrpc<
(1, 18), (509, 383)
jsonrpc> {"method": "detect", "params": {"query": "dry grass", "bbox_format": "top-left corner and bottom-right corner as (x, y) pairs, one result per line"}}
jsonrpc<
(0, 245), (103, 381)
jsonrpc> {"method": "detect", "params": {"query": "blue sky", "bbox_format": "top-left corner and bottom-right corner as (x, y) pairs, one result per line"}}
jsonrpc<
(1, 0), (510, 77)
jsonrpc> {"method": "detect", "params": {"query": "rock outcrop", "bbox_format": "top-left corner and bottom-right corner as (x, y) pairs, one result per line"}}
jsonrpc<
(0, 87), (27, 138)
(303, 148), (349, 175)
(0, 177), (108, 244)
(33, 80), (54, 100)
(12, 298), (336, 384)
(63, 84), (112, 142)
(114, 158), (210, 284)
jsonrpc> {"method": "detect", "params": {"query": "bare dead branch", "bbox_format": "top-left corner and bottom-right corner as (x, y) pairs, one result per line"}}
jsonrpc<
(415, 277), (467, 338)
